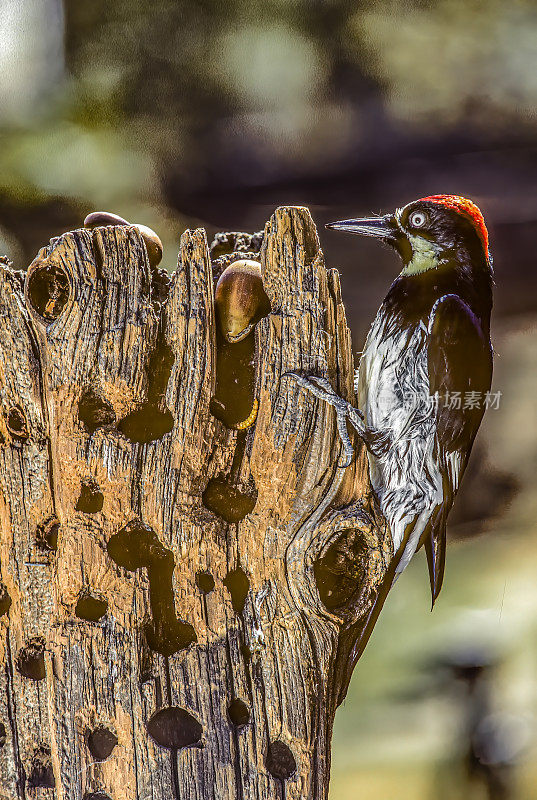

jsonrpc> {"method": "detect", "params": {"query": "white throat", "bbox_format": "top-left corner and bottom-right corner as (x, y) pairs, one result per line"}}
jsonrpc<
(401, 233), (442, 276)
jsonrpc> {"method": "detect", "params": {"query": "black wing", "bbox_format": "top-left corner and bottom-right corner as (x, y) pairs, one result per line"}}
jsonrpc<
(425, 294), (493, 602)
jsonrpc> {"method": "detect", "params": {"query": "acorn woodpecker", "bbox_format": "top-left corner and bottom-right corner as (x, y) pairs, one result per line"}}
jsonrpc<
(288, 195), (493, 609)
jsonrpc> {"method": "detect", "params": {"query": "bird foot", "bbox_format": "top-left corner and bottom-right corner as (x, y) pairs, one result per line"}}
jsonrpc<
(282, 372), (365, 468)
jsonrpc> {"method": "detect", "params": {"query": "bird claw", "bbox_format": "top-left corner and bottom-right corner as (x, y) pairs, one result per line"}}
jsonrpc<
(282, 371), (365, 468)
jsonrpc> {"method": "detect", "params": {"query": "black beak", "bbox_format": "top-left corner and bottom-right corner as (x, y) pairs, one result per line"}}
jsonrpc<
(326, 214), (398, 244)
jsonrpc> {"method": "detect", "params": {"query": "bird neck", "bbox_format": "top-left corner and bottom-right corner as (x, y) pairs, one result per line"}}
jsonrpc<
(384, 257), (492, 333)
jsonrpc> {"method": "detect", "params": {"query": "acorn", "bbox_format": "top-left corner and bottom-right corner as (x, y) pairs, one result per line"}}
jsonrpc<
(214, 259), (271, 343)
(84, 211), (163, 268)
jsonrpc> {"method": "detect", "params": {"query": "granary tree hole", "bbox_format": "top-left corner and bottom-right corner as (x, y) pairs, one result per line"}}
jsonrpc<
(76, 481), (104, 514)
(265, 740), (297, 781)
(227, 698), (251, 728)
(146, 707), (203, 750)
(195, 571), (215, 594)
(16, 637), (46, 681)
(5, 406), (28, 442)
(75, 590), (108, 622)
(36, 517), (60, 552)
(202, 476), (257, 523)
(28, 745), (55, 788)
(117, 334), (174, 443)
(107, 520), (196, 655)
(78, 390), (116, 436)
(223, 568), (250, 615)
(87, 726), (118, 761)
(313, 528), (369, 610)
(26, 262), (70, 321)
(0, 583), (12, 616)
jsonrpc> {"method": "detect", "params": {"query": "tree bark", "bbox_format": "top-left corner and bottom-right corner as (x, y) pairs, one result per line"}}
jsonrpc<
(0, 207), (392, 800)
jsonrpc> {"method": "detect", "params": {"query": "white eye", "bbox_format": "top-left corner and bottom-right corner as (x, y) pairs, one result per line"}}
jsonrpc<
(409, 211), (427, 228)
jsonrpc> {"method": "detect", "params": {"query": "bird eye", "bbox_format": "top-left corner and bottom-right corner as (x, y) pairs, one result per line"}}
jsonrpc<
(409, 211), (428, 228)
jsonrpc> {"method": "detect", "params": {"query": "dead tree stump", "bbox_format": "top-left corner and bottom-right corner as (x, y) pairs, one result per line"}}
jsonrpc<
(0, 207), (392, 800)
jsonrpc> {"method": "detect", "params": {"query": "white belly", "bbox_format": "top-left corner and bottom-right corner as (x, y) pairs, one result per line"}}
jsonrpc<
(356, 315), (444, 572)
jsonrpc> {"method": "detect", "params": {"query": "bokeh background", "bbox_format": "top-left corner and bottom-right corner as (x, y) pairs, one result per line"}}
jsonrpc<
(1, 1), (536, 797)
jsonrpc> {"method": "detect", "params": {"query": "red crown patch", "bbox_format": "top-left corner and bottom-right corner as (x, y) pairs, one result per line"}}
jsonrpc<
(420, 195), (489, 254)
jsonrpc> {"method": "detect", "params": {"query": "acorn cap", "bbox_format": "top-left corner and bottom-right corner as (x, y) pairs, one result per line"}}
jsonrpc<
(84, 211), (163, 268)
(214, 259), (271, 343)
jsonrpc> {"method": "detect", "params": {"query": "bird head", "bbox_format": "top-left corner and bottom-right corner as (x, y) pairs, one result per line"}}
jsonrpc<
(327, 195), (491, 277)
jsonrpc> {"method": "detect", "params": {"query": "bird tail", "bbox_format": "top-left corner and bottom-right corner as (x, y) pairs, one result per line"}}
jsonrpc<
(424, 508), (447, 607)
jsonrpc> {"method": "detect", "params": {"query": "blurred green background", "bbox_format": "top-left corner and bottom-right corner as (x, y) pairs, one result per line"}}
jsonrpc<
(1, 1), (536, 797)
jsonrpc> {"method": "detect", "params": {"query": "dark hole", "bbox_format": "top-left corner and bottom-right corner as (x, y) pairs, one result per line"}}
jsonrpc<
(107, 520), (196, 656)
(313, 529), (368, 610)
(0, 583), (12, 616)
(16, 637), (46, 681)
(223, 568), (250, 614)
(195, 572), (215, 594)
(241, 643), (252, 663)
(202, 477), (257, 523)
(117, 336), (175, 443)
(211, 334), (256, 428)
(228, 698), (250, 728)
(27, 263), (69, 321)
(6, 407), (28, 442)
(146, 707), (203, 750)
(0, 722), (6, 748)
(36, 518), (60, 552)
(265, 740), (297, 781)
(79, 390), (116, 435)
(76, 482), (104, 514)
(28, 745), (55, 788)
(144, 618), (196, 656)
(83, 794), (113, 800)
(87, 726), (118, 761)
(75, 591), (108, 622)
(118, 405), (173, 444)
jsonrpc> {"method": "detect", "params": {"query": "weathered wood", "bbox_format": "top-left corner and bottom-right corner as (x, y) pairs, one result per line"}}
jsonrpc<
(0, 208), (391, 800)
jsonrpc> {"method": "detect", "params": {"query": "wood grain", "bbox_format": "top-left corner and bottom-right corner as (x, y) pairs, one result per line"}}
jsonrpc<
(0, 209), (392, 800)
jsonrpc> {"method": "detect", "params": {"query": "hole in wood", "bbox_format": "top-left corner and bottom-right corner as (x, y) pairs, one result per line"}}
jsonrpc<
(79, 390), (116, 435)
(5, 406), (29, 442)
(227, 698), (250, 728)
(16, 637), (46, 680)
(107, 520), (196, 655)
(0, 722), (6, 748)
(210, 335), (256, 430)
(28, 745), (55, 788)
(83, 794), (113, 800)
(0, 583), (12, 616)
(76, 481), (104, 514)
(265, 740), (297, 781)
(87, 726), (118, 761)
(313, 528), (368, 610)
(195, 571), (215, 595)
(75, 590), (108, 622)
(223, 567), (250, 614)
(202, 477), (257, 523)
(27, 262), (69, 321)
(118, 404), (173, 444)
(36, 517), (60, 552)
(146, 707), (203, 750)
(118, 335), (174, 443)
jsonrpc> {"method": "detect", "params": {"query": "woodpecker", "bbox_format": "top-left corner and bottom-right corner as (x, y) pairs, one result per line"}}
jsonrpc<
(288, 195), (493, 610)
